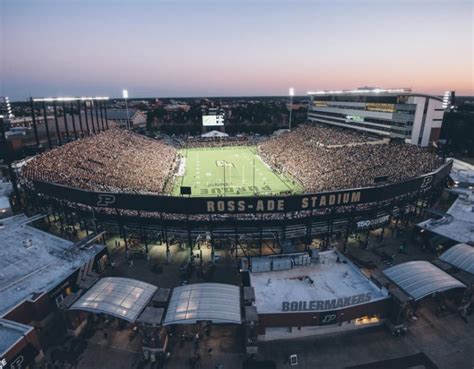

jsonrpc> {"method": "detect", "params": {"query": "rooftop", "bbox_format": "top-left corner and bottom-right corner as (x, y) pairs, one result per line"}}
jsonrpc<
(0, 179), (12, 197)
(250, 250), (388, 314)
(418, 161), (474, 244)
(0, 319), (33, 355)
(419, 196), (474, 244)
(0, 196), (10, 210)
(383, 261), (466, 301)
(0, 215), (105, 315)
(308, 88), (411, 95)
(439, 243), (474, 275)
(70, 277), (158, 322)
(449, 158), (474, 186)
(106, 109), (137, 120)
(164, 283), (241, 325)
(306, 87), (444, 101)
(137, 307), (165, 326)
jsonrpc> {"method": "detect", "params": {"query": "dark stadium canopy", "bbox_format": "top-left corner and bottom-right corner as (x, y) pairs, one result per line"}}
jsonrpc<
(70, 277), (157, 322)
(164, 283), (241, 325)
(383, 261), (466, 301)
(439, 243), (474, 275)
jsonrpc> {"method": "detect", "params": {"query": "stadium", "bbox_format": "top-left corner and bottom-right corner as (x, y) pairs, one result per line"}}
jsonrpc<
(2, 95), (469, 367)
(19, 121), (452, 257)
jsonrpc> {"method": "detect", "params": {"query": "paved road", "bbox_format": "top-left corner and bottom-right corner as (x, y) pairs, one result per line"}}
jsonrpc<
(258, 306), (473, 369)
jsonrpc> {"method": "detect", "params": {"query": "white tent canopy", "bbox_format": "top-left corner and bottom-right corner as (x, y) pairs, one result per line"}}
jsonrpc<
(70, 277), (157, 322)
(383, 261), (465, 301)
(164, 283), (241, 325)
(439, 243), (474, 275)
(201, 130), (229, 138)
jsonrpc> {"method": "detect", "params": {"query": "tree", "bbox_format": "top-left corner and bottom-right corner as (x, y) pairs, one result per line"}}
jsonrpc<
(441, 107), (474, 156)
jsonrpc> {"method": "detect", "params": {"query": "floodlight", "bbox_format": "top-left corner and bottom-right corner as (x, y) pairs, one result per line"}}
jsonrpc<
(122, 89), (129, 99)
(289, 88), (295, 97)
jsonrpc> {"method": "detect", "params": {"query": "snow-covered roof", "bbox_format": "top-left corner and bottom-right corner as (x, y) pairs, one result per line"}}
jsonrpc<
(439, 243), (474, 275)
(0, 215), (105, 315)
(164, 283), (241, 325)
(418, 190), (474, 244)
(70, 277), (157, 322)
(383, 261), (465, 301)
(0, 319), (33, 356)
(250, 250), (388, 314)
(418, 158), (474, 244)
(448, 158), (474, 185)
(0, 179), (12, 196)
(0, 196), (10, 210)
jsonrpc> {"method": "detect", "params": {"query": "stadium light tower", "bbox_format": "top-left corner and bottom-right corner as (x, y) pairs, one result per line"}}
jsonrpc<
(288, 88), (294, 130)
(1, 96), (13, 118)
(122, 89), (130, 129)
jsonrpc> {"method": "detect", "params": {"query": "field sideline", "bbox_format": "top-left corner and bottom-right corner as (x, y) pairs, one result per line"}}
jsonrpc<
(171, 146), (302, 197)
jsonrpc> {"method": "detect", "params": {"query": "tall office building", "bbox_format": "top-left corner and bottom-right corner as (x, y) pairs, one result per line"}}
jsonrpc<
(307, 88), (452, 147)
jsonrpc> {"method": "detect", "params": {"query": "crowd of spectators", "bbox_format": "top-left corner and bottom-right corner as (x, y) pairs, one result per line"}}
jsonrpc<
(183, 135), (253, 148)
(22, 124), (443, 197)
(22, 129), (178, 194)
(259, 125), (443, 192)
(291, 124), (374, 147)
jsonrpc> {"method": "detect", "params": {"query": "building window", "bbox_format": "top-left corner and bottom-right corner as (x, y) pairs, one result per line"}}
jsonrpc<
(355, 316), (380, 325)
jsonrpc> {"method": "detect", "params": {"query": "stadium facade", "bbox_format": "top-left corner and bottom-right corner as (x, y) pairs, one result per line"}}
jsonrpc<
(307, 88), (451, 147)
(25, 160), (452, 258)
(2, 95), (454, 258)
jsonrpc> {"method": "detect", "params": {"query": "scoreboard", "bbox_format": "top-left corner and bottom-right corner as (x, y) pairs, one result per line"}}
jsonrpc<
(202, 114), (224, 126)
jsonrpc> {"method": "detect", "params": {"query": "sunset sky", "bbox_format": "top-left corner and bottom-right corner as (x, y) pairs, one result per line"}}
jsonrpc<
(1, 0), (473, 100)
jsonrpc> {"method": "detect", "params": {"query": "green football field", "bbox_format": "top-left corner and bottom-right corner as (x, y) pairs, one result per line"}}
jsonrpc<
(171, 146), (302, 197)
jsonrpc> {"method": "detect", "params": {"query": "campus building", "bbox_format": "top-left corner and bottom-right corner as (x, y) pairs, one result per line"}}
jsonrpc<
(244, 250), (391, 341)
(307, 88), (452, 147)
(0, 215), (108, 366)
(0, 319), (42, 369)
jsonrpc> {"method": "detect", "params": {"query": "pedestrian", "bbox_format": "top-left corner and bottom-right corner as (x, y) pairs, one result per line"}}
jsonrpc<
(207, 348), (213, 356)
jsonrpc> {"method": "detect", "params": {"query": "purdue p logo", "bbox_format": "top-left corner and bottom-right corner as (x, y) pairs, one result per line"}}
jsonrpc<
(420, 176), (433, 189)
(97, 194), (116, 207)
(321, 314), (337, 324)
(9, 355), (24, 369)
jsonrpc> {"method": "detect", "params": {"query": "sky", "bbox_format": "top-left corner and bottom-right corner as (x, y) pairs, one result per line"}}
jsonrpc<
(1, 0), (473, 100)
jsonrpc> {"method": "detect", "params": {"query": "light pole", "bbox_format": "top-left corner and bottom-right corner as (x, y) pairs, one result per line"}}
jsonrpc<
(288, 87), (294, 130)
(122, 89), (130, 129)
